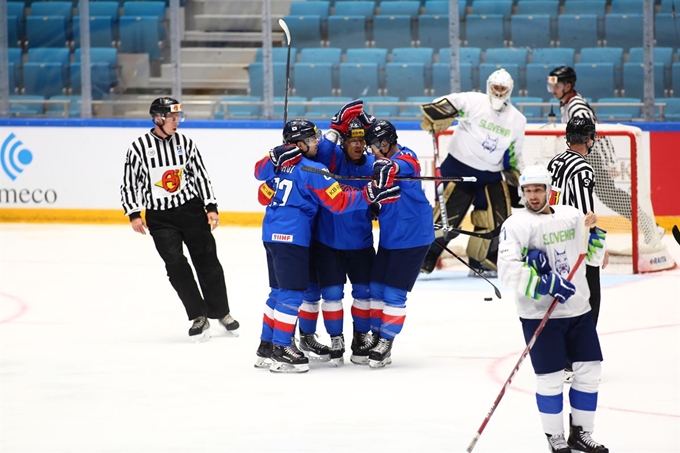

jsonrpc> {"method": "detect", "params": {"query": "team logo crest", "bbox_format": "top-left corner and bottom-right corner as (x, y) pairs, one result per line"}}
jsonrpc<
(554, 249), (570, 276)
(155, 168), (183, 193)
(176, 146), (183, 155)
(147, 148), (156, 157)
(482, 135), (498, 153)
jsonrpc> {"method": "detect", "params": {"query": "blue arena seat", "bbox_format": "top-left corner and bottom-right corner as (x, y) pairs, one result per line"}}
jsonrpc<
(8, 2), (26, 44)
(656, 97), (680, 121)
(293, 62), (334, 99)
(433, 62), (473, 95)
(299, 47), (342, 65)
(281, 15), (323, 49)
(660, 0), (680, 13)
(424, 1), (449, 15)
(510, 14), (552, 48)
(248, 62), (288, 97)
(9, 95), (45, 116)
(609, 0), (642, 14)
(85, 1), (120, 20)
(470, 1), (512, 18)
(373, 15), (413, 49)
(579, 47), (624, 89)
(484, 48), (528, 67)
(339, 62), (381, 98)
(306, 96), (353, 119)
(595, 97), (641, 121)
(8, 49), (22, 91)
(439, 47), (482, 65)
(255, 47), (298, 63)
(30, 0), (73, 39)
(673, 63), (680, 97)
(378, 1), (420, 18)
(479, 63), (520, 92)
(513, 96), (544, 118)
(274, 96), (307, 119)
(385, 62), (426, 99)
(23, 62), (66, 98)
(557, 15), (599, 51)
(562, 0), (606, 17)
(46, 95), (82, 118)
(327, 16), (368, 49)
(71, 48), (118, 98)
(516, 1), (558, 17)
(73, 16), (116, 48)
(334, 2), (375, 17)
(629, 47), (674, 90)
(622, 62), (665, 99)
(7, 14), (21, 48)
(530, 48), (575, 67)
(289, 1), (330, 18)
(604, 14), (642, 51)
(119, 16), (161, 59)
(573, 63), (616, 98)
(418, 14), (449, 50)
(400, 96), (432, 117)
(392, 47), (434, 67)
(465, 14), (505, 49)
(26, 16), (68, 48)
(345, 48), (388, 65)
(122, 1), (166, 39)
(362, 96), (400, 118)
(8, 63), (17, 93)
(654, 14), (676, 49)
(214, 96), (262, 119)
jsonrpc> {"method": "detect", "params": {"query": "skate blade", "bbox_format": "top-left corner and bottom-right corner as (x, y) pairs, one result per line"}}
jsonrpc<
(225, 328), (240, 338)
(301, 351), (331, 362)
(350, 354), (369, 365)
(269, 362), (309, 374)
(190, 330), (211, 343)
(330, 357), (344, 367)
(368, 357), (392, 368)
(254, 357), (272, 369)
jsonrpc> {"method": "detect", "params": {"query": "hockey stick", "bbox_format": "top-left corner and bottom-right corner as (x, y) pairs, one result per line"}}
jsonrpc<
(673, 225), (680, 245)
(431, 240), (502, 299)
(433, 224), (501, 240)
(465, 223), (590, 453)
(301, 166), (477, 182)
(431, 128), (450, 229)
(278, 19), (291, 125)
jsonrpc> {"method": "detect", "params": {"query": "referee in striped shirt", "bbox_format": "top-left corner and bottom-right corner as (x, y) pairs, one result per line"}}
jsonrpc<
(120, 97), (239, 341)
(547, 117), (608, 328)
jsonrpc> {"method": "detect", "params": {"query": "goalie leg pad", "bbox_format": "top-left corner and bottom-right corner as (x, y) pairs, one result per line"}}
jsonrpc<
(466, 181), (511, 268)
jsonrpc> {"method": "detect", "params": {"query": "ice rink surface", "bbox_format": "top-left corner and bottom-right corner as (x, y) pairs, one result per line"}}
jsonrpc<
(1, 224), (678, 453)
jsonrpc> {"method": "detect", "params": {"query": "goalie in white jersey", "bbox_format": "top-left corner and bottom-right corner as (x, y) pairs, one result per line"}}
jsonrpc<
(420, 68), (526, 277)
(497, 165), (609, 453)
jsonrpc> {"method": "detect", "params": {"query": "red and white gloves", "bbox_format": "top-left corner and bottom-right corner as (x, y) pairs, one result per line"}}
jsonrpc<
(372, 158), (397, 189)
(269, 144), (302, 168)
(330, 100), (364, 134)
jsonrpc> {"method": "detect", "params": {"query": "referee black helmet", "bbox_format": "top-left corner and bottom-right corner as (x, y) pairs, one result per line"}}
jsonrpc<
(150, 97), (185, 122)
(566, 117), (597, 144)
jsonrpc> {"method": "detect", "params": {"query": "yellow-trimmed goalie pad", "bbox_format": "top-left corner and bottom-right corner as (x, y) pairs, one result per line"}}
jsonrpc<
(466, 180), (511, 267)
(420, 98), (459, 133)
(433, 182), (475, 240)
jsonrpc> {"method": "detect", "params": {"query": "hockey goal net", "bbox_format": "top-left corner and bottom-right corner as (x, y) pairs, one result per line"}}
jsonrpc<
(436, 123), (675, 274)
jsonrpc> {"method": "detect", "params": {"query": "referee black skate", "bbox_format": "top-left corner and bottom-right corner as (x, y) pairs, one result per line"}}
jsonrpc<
(120, 97), (239, 342)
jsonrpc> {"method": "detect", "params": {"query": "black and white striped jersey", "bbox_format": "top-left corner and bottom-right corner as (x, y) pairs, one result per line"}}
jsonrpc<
(560, 92), (618, 171)
(547, 150), (596, 215)
(120, 130), (218, 215)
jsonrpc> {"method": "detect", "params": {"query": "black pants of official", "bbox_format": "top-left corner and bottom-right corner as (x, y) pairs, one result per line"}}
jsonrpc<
(146, 197), (230, 321)
(586, 264), (601, 327)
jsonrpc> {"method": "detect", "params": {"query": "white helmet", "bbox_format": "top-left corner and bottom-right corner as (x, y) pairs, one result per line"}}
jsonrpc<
(518, 165), (552, 212)
(487, 68), (514, 111)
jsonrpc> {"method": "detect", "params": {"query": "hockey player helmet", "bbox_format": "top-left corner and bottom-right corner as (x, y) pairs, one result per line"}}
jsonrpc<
(566, 116), (597, 145)
(547, 66), (577, 92)
(149, 97), (185, 122)
(518, 165), (552, 212)
(343, 118), (366, 141)
(486, 68), (514, 111)
(366, 119), (398, 148)
(282, 119), (322, 145)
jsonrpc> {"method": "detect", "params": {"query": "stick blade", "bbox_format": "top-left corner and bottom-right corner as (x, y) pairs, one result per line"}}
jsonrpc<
(672, 225), (680, 245)
(278, 19), (291, 45)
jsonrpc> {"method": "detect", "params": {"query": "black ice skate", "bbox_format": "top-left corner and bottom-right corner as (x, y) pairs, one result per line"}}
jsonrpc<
(420, 251), (439, 274)
(188, 316), (210, 343)
(298, 332), (331, 362)
(270, 344), (310, 374)
(368, 336), (394, 368)
(568, 416), (609, 453)
(350, 330), (379, 365)
(218, 313), (240, 337)
(329, 334), (345, 366)
(545, 433), (571, 453)
(254, 339), (273, 369)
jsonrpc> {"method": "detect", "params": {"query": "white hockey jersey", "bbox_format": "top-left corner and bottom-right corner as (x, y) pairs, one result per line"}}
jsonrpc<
(497, 205), (605, 320)
(439, 92), (527, 172)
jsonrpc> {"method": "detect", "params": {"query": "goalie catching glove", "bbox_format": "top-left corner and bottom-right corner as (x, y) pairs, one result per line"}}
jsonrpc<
(269, 144), (302, 168)
(363, 182), (401, 206)
(420, 97), (459, 133)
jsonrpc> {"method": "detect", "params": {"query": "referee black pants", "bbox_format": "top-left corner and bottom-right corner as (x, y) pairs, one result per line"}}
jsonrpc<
(146, 197), (231, 321)
(586, 264), (601, 327)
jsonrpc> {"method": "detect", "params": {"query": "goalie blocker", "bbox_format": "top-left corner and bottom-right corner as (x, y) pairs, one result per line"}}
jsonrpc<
(420, 98), (459, 133)
(421, 180), (512, 274)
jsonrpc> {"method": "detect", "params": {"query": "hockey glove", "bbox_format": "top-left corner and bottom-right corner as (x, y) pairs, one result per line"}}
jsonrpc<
(330, 100), (364, 134)
(373, 158), (397, 189)
(587, 227), (606, 261)
(357, 110), (376, 128)
(257, 180), (276, 206)
(363, 181), (401, 206)
(269, 144), (302, 168)
(525, 249), (551, 274)
(420, 98), (458, 133)
(536, 272), (576, 304)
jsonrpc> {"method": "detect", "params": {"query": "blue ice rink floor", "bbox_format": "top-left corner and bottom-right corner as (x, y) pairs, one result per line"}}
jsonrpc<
(1, 224), (678, 453)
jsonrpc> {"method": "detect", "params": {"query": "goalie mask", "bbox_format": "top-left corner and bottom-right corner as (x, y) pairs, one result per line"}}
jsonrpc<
(566, 116), (597, 151)
(518, 165), (552, 213)
(486, 69), (514, 111)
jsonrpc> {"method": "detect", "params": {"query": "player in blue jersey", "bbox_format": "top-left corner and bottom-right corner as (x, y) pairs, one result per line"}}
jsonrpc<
(253, 118), (401, 373)
(361, 119), (435, 368)
(296, 103), (380, 366)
